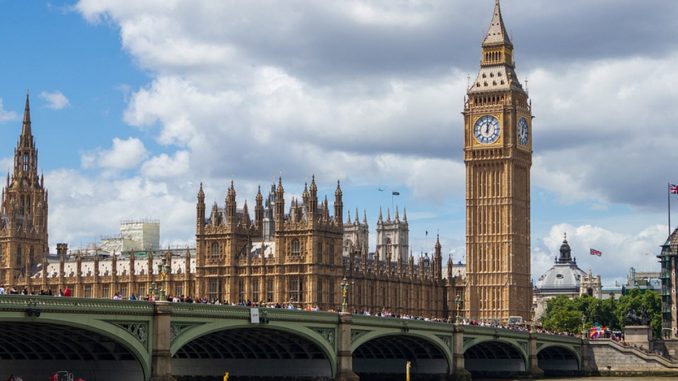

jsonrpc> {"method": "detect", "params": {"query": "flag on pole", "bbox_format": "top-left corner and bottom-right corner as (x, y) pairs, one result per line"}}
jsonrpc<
(670, 184), (678, 194)
(590, 248), (602, 256)
(392, 191), (400, 196)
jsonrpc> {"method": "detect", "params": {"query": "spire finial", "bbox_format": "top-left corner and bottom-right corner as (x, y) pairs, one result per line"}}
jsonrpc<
(21, 92), (32, 138)
(483, 0), (511, 47)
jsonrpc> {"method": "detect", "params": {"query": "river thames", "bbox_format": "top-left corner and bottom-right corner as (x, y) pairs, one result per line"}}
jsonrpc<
(473, 376), (676, 381)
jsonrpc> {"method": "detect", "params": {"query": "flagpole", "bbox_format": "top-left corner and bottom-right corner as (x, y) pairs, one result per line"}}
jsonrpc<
(669, 182), (672, 237)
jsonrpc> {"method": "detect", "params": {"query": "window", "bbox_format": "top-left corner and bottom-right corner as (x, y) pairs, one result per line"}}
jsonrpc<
(251, 279), (260, 303)
(22, 153), (28, 172)
(210, 242), (220, 258)
(267, 278), (274, 303)
(317, 279), (323, 304)
(15, 246), (22, 267)
(328, 242), (334, 264)
(291, 239), (301, 257)
(208, 278), (220, 302)
(174, 284), (184, 297)
(329, 280), (335, 308)
(138, 285), (146, 297)
(84, 285), (92, 298)
(102, 284), (110, 298)
(289, 276), (303, 303)
(238, 278), (245, 303)
(120, 285), (128, 299)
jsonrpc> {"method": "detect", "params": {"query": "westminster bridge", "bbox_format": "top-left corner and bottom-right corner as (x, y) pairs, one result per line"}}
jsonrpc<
(0, 295), (584, 380)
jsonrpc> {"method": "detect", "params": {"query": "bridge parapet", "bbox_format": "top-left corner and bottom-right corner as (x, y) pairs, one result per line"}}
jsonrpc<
(0, 294), (154, 315)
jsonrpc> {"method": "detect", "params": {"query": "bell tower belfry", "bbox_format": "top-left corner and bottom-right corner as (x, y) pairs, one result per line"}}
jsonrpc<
(0, 94), (49, 286)
(463, 0), (532, 322)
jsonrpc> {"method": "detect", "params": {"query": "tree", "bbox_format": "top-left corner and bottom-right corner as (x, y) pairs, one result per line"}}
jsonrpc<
(540, 290), (662, 337)
(541, 296), (583, 333)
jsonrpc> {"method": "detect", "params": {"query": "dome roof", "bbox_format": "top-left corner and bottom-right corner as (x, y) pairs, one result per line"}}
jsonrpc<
(535, 233), (587, 292)
(535, 262), (587, 292)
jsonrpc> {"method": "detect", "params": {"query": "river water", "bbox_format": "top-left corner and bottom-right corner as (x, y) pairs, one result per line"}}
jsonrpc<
(480, 376), (677, 381)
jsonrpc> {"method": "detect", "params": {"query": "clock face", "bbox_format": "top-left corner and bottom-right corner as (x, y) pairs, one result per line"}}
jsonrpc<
(473, 115), (500, 144)
(517, 117), (529, 145)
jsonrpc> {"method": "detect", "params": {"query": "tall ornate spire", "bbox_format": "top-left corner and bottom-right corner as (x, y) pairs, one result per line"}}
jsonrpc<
(483, 0), (512, 47)
(13, 93), (38, 181)
(21, 93), (32, 139)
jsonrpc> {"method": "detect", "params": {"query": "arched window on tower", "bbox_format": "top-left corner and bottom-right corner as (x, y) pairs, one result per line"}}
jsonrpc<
(210, 242), (219, 258)
(22, 153), (28, 172)
(15, 246), (22, 268)
(385, 237), (392, 261)
(291, 239), (301, 257)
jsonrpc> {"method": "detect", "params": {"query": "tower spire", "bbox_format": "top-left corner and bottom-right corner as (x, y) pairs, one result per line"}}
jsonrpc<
(483, 0), (511, 47)
(21, 92), (32, 139)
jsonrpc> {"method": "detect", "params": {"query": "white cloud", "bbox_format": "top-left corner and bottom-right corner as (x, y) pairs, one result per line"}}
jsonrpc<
(46, 169), (195, 249)
(81, 137), (148, 171)
(529, 54), (678, 209)
(141, 150), (190, 179)
(0, 98), (18, 122)
(68, 1), (678, 281)
(39, 90), (71, 110)
(532, 223), (667, 285)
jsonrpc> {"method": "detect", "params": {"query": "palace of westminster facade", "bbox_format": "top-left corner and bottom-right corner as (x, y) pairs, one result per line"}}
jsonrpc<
(0, 1), (532, 322)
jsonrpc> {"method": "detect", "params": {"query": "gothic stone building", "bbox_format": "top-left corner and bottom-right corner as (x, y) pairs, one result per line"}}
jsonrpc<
(0, 95), (49, 287)
(195, 178), (453, 318)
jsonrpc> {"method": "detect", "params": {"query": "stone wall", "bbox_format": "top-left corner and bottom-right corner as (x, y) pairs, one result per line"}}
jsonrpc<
(582, 339), (678, 376)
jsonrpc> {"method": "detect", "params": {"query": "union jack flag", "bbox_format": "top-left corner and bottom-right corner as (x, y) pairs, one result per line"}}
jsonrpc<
(590, 248), (602, 256)
(670, 184), (678, 194)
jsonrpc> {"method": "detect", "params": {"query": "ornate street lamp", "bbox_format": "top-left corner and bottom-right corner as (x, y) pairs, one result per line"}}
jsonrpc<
(155, 258), (170, 301)
(340, 277), (349, 313)
(455, 294), (463, 323)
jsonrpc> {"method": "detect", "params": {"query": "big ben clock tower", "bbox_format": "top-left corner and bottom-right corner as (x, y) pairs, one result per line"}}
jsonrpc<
(463, 0), (532, 322)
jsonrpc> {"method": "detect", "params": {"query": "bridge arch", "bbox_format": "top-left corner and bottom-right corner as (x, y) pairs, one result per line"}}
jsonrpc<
(352, 331), (452, 378)
(172, 322), (336, 379)
(464, 339), (527, 375)
(537, 344), (580, 374)
(0, 316), (150, 380)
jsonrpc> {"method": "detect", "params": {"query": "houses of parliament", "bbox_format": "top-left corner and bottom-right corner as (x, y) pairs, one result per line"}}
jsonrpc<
(0, 1), (531, 322)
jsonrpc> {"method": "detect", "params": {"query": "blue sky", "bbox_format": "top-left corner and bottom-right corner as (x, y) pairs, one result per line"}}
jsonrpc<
(2, 0), (677, 285)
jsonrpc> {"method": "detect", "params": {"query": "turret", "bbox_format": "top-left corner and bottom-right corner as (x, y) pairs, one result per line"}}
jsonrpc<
(242, 201), (250, 226)
(255, 185), (263, 231)
(434, 234), (442, 280)
(226, 180), (237, 226)
(275, 177), (285, 227)
(197, 183), (205, 232)
(309, 175), (318, 219)
(334, 180), (343, 225)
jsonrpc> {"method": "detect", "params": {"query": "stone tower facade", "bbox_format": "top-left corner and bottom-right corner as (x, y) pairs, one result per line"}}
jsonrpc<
(195, 177), (345, 308)
(343, 209), (368, 257)
(463, 0), (532, 321)
(0, 95), (49, 287)
(375, 207), (409, 262)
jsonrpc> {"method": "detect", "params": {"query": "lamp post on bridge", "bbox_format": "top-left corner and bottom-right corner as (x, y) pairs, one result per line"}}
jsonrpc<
(340, 277), (349, 313)
(157, 259), (170, 301)
(455, 294), (463, 324)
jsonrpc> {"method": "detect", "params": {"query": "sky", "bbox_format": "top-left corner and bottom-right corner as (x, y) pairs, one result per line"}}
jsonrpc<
(1, 0), (677, 286)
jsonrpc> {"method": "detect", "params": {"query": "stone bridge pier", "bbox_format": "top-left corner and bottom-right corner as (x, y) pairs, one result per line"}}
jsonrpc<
(150, 301), (174, 381)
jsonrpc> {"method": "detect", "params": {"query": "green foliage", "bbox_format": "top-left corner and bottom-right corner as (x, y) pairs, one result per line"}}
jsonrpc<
(539, 290), (662, 337)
